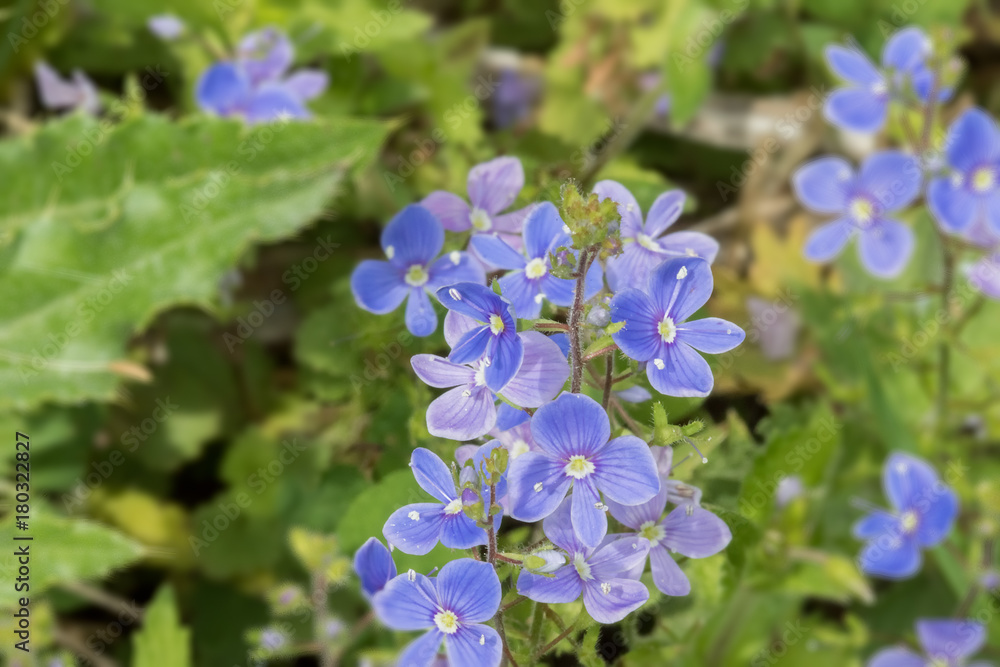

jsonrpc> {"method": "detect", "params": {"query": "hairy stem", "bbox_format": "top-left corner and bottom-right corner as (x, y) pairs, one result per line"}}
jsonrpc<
(601, 350), (614, 409)
(569, 248), (593, 393)
(485, 481), (518, 666)
(536, 622), (577, 659)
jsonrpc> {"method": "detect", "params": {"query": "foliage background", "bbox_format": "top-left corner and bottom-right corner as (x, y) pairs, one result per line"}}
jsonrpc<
(1, 0), (999, 665)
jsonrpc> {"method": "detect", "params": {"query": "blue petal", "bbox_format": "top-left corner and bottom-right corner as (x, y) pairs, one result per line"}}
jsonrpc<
(543, 495), (590, 555)
(917, 619), (985, 661)
(610, 288), (660, 362)
(382, 205), (445, 269)
(644, 190), (686, 237)
(428, 251), (487, 290)
(593, 180), (643, 238)
(506, 452), (573, 523)
(498, 271), (542, 320)
(444, 311), (480, 348)
(537, 272), (576, 308)
(853, 511), (898, 540)
(436, 559), (501, 622)
(446, 625), (502, 667)
(660, 506), (731, 557)
(411, 355), (475, 388)
(406, 288), (438, 337)
(945, 108), (1000, 174)
(858, 534), (922, 578)
(571, 477), (607, 548)
(650, 257), (714, 324)
(196, 62), (250, 115)
(448, 326), (492, 365)
(593, 435), (660, 505)
(495, 402), (530, 430)
(605, 487), (666, 530)
(915, 490), (958, 548)
(969, 253), (1000, 300)
(650, 545), (690, 596)
(500, 332), (569, 408)
(792, 157), (853, 214)
(927, 178), (975, 233)
(882, 27), (931, 71)
(237, 28), (294, 85)
(351, 260), (408, 314)
(426, 385), (496, 441)
(825, 45), (882, 85)
(436, 282), (505, 322)
(857, 220), (914, 278)
(615, 385), (652, 403)
(523, 202), (569, 259)
(530, 393), (610, 459)
(588, 535), (651, 581)
(470, 235), (527, 270)
(411, 448), (458, 503)
(422, 190), (471, 232)
(581, 578), (649, 624)
(550, 332), (571, 357)
(483, 332), (524, 391)
(658, 231), (720, 263)
(804, 219), (854, 262)
(372, 571), (438, 630)
(398, 629), (444, 667)
(517, 566), (583, 604)
(244, 84), (309, 123)
(467, 156), (524, 215)
(440, 513), (489, 550)
(282, 69), (328, 101)
(858, 151), (922, 213)
(676, 317), (746, 354)
(646, 342), (714, 397)
(867, 648), (926, 667)
(824, 87), (888, 133)
(353, 537), (397, 598)
(583, 257), (604, 300)
(383, 503), (446, 555)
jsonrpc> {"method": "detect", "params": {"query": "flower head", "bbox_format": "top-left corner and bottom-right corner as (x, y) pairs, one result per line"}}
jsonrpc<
(854, 452), (958, 579)
(351, 205), (485, 337)
(867, 619), (986, 667)
(795, 151), (922, 278)
(592, 181), (719, 292)
(927, 109), (1000, 237)
(373, 559), (502, 667)
(383, 448), (499, 555)
(507, 393), (660, 547)
(610, 257), (744, 397)
(516, 497), (650, 623)
(435, 283), (524, 391)
(353, 537), (397, 599)
(33, 62), (100, 115)
(471, 202), (603, 319)
(148, 14), (186, 40)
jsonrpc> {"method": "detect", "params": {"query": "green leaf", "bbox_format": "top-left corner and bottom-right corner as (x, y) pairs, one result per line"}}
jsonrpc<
(582, 335), (617, 360)
(133, 585), (192, 667)
(0, 113), (388, 410)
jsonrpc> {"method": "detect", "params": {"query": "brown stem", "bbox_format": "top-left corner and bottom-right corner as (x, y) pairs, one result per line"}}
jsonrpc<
(569, 249), (593, 393)
(536, 622), (577, 659)
(601, 351), (614, 409)
(485, 481), (518, 666)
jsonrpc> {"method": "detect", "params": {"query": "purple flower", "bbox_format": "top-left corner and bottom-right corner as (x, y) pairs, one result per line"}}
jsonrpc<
(33, 62), (100, 115)
(605, 484), (731, 596)
(593, 181), (719, 292)
(492, 68), (540, 129)
(412, 331), (567, 441)
(794, 151), (922, 278)
(351, 205), (485, 337)
(516, 496), (650, 624)
(435, 283), (524, 391)
(421, 157), (535, 263)
(196, 27), (328, 124)
(927, 109), (1000, 237)
(471, 202), (603, 319)
(353, 537), (397, 599)
(854, 452), (958, 579)
(489, 418), (538, 459)
(610, 257), (745, 397)
(507, 393), (660, 547)
(868, 619), (987, 667)
(373, 559), (502, 667)
(824, 27), (949, 133)
(382, 448), (498, 555)
(638, 71), (671, 118)
(148, 14), (185, 40)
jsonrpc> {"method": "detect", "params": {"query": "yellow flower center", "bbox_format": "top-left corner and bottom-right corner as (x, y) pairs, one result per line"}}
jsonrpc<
(636, 233), (660, 252)
(525, 257), (547, 279)
(489, 314), (505, 335)
(404, 265), (429, 287)
(849, 198), (875, 226)
(972, 167), (996, 193)
(658, 316), (677, 344)
(471, 207), (493, 231)
(564, 455), (595, 479)
(433, 610), (459, 634)
(444, 498), (463, 515)
(638, 520), (666, 547)
(900, 510), (919, 533)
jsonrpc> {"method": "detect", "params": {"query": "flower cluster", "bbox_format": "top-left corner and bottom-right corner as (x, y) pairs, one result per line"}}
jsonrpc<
(349, 156), (744, 665)
(795, 25), (1000, 294)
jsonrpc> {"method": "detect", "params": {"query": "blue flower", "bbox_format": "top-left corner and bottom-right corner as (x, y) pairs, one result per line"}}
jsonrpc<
(435, 283), (524, 391)
(516, 496), (650, 624)
(33, 62), (100, 115)
(383, 448), (500, 555)
(854, 452), (958, 579)
(196, 27), (329, 124)
(507, 393), (660, 548)
(824, 27), (950, 133)
(927, 109), (1000, 237)
(351, 205), (485, 337)
(867, 619), (986, 667)
(470, 202), (603, 319)
(592, 181), (719, 292)
(492, 68), (540, 129)
(609, 257), (745, 397)
(353, 537), (396, 599)
(372, 559), (502, 667)
(794, 151), (922, 278)
(148, 14), (185, 40)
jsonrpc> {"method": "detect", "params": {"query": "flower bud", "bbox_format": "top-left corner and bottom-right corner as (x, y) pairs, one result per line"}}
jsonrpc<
(459, 464), (479, 488)
(523, 549), (566, 574)
(586, 305), (610, 328)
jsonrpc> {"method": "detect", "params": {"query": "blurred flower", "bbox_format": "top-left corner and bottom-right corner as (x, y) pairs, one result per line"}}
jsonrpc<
(968, 253), (1000, 300)
(350, 205), (484, 337)
(517, 497), (650, 623)
(372, 559), (502, 667)
(470, 202), (603, 319)
(775, 476), (805, 508)
(260, 627), (287, 651)
(492, 68), (540, 129)
(148, 14), (185, 40)
(610, 257), (745, 397)
(980, 570), (999, 591)
(593, 181), (718, 292)
(33, 62), (100, 115)
(353, 537), (397, 599)
(615, 385), (651, 403)
(507, 393), (660, 547)
(638, 71), (671, 118)
(854, 452), (958, 579)
(324, 619), (345, 639)
(196, 27), (328, 123)
(794, 151), (921, 278)
(867, 619), (986, 667)
(745, 296), (801, 361)
(927, 109), (1000, 237)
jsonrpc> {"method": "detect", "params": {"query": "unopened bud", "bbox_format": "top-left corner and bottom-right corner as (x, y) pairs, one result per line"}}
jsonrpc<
(523, 549), (566, 574)
(587, 306), (610, 328)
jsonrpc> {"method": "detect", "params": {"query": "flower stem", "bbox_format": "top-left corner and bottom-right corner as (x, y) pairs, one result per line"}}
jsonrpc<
(485, 481), (518, 667)
(569, 248), (593, 393)
(535, 622), (577, 659)
(937, 240), (954, 434)
(601, 350), (614, 409)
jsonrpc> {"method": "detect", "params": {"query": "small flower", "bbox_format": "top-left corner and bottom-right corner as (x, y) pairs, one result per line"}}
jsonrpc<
(470, 202), (603, 319)
(383, 449), (498, 555)
(507, 393), (660, 547)
(259, 627), (287, 651)
(969, 253), (1000, 301)
(372, 559), (502, 667)
(411, 330), (567, 441)
(610, 257), (745, 397)
(592, 181), (719, 292)
(435, 283), (524, 391)
(745, 296), (801, 361)
(794, 151), (922, 278)
(353, 537), (397, 599)
(867, 619), (986, 667)
(421, 157), (535, 265)
(854, 452), (958, 579)
(492, 68), (540, 130)
(196, 27), (329, 124)
(516, 497), (650, 624)
(614, 385), (652, 403)
(927, 109), (1000, 237)
(824, 27), (949, 133)
(148, 14), (186, 40)
(605, 483), (731, 596)
(351, 205), (485, 337)
(33, 62), (100, 115)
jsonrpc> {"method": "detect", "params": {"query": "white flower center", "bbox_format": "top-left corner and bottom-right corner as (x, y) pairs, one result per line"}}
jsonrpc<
(564, 455), (595, 479)
(572, 553), (592, 580)
(449, 250), (462, 264)
(473, 365), (487, 386)
(636, 233), (660, 252)
(900, 510), (919, 534)
(971, 166), (996, 193)
(509, 439), (530, 458)
(638, 520), (666, 547)
(849, 197), (875, 226)
(525, 257), (548, 279)
(871, 80), (888, 96)
(471, 207), (493, 231)
(433, 610), (459, 634)
(658, 316), (677, 344)
(404, 264), (429, 287)
(489, 313), (505, 335)
(444, 498), (463, 515)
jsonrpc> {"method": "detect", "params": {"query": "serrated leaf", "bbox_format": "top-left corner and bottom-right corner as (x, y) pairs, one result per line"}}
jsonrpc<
(133, 585), (192, 667)
(0, 113), (388, 410)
